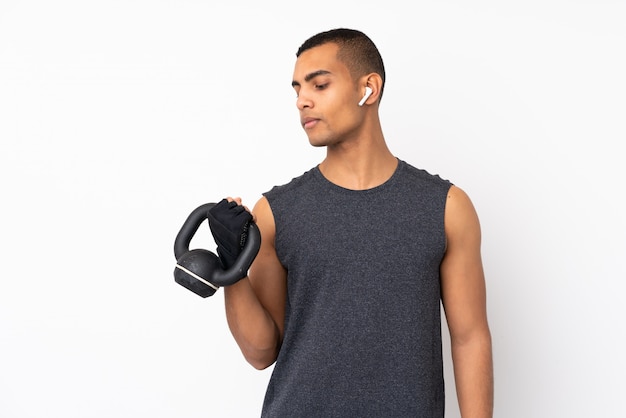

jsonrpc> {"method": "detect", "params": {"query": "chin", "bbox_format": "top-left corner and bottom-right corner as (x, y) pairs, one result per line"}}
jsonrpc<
(308, 140), (328, 148)
(307, 134), (337, 148)
(306, 136), (324, 148)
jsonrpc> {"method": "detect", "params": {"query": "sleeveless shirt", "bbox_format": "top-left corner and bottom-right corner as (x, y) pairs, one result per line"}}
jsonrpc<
(261, 159), (452, 417)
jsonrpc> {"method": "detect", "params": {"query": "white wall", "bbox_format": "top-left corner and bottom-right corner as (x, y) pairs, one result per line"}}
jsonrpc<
(1, 1), (624, 417)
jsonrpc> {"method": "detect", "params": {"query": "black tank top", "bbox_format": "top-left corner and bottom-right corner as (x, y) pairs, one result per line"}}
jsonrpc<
(262, 159), (452, 417)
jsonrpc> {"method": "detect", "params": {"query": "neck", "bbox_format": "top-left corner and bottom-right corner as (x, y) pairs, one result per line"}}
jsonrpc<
(318, 132), (398, 190)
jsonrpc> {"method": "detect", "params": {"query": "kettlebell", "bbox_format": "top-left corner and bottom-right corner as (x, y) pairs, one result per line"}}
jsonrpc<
(173, 202), (261, 298)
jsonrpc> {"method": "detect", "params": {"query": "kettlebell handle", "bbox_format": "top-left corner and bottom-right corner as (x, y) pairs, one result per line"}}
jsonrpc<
(174, 203), (215, 261)
(173, 202), (261, 289)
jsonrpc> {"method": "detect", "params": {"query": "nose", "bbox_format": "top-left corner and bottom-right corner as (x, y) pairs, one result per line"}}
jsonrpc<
(296, 91), (312, 110)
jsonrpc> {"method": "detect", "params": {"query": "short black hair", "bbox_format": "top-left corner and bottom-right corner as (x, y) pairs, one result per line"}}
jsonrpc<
(296, 28), (386, 99)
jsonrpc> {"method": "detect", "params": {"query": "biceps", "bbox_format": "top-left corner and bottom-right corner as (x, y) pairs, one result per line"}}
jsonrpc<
(249, 197), (287, 338)
(441, 186), (488, 341)
(249, 243), (287, 338)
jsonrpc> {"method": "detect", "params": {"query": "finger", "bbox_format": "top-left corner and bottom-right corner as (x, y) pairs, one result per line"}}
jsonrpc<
(225, 196), (243, 205)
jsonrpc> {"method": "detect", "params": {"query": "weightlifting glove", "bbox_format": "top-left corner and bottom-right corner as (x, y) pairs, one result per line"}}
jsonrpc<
(207, 199), (253, 270)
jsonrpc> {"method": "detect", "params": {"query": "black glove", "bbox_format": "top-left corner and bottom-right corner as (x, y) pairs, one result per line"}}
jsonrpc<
(207, 199), (253, 270)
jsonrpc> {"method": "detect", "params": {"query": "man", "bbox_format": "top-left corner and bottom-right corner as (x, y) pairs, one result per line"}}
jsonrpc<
(209, 28), (493, 417)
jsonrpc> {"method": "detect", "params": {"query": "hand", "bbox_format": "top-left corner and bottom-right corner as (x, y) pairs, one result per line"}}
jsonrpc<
(207, 198), (253, 270)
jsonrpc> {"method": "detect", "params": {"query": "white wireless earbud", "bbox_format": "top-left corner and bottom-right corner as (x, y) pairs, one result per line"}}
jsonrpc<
(358, 87), (373, 106)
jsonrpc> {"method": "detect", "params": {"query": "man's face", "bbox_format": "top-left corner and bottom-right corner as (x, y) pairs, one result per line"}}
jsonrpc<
(291, 43), (363, 148)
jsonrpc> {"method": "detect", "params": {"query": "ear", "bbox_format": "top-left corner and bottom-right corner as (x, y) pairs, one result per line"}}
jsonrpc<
(358, 73), (383, 106)
(358, 87), (373, 106)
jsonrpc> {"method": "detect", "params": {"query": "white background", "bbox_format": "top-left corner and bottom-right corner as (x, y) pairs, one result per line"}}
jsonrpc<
(1, 1), (625, 417)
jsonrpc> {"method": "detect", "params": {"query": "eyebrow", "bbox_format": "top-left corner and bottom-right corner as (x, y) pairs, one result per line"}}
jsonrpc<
(291, 70), (332, 87)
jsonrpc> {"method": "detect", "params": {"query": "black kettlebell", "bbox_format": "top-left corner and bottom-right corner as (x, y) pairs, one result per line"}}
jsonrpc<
(173, 202), (261, 298)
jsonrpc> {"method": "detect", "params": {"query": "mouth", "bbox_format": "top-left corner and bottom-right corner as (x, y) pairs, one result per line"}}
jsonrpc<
(301, 117), (319, 130)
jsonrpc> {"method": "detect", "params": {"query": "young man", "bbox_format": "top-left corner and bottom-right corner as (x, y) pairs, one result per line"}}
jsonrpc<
(210, 28), (493, 417)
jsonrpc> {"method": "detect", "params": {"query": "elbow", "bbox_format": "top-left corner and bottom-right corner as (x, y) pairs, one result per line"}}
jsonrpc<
(229, 323), (282, 370)
(243, 348), (279, 370)
(450, 326), (492, 354)
(238, 334), (281, 370)
(248, 358), (276, 371)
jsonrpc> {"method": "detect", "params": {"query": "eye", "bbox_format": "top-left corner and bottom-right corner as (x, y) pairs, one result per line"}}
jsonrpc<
(315, 83), (328, 90)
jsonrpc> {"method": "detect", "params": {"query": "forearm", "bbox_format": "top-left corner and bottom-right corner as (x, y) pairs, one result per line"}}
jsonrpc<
(224, 278), (281, 370)
(451, 329), (494, 418)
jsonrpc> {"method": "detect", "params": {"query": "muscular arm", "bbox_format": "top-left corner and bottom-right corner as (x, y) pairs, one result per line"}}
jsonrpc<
(440, 186), (494, 418)
(223, 197), (287, 370)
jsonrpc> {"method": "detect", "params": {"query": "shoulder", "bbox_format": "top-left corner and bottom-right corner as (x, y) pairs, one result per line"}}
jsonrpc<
(445, 185), (478, 219)
(444, 185), (482, 247)
(263, 167), (318, 202)
(252, 196), (275, 239)
(263, 166), (322, 212)
(398, 159), (452, 190)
